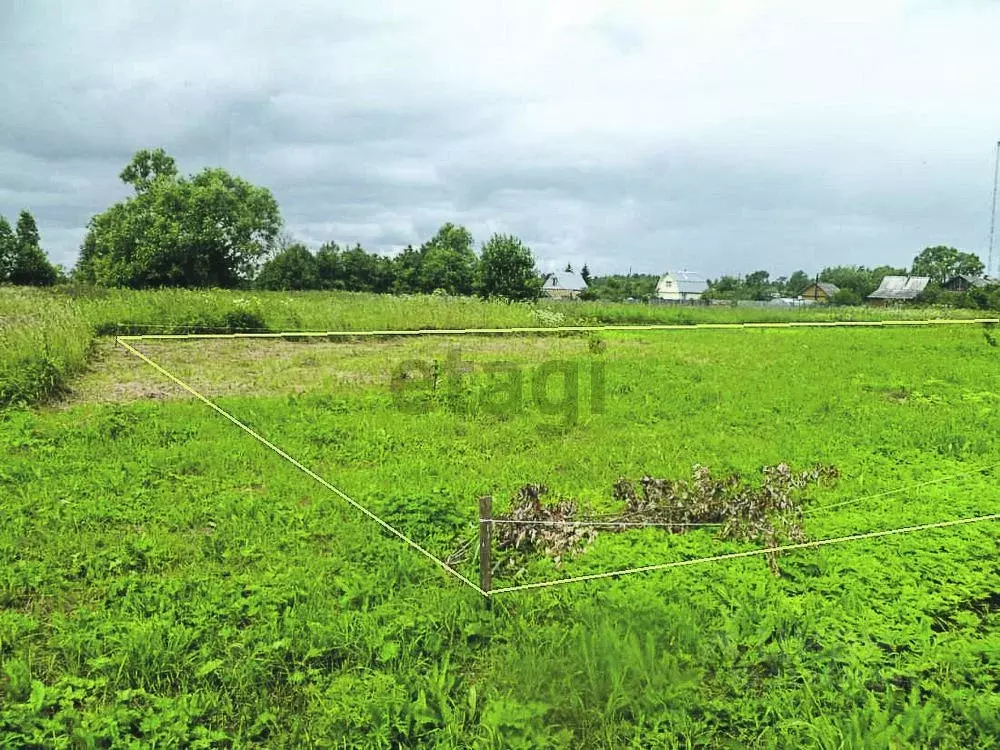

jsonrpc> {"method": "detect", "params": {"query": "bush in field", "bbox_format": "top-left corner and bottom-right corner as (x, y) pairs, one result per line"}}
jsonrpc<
(831, 288), (863, 306)
(75, 148), (281, 288)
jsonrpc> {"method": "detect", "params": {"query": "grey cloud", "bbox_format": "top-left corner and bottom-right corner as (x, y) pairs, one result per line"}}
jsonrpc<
(2, 1), (1000, 275)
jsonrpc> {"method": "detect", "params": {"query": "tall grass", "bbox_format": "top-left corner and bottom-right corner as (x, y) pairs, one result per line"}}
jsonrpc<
(59, 287), (543, 334)
(0, 287), (92, 406)
(2, 284), (993, 407)
(58, 286), (992, 334)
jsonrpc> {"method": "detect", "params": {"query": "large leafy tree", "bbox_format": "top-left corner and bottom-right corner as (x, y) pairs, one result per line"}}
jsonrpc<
(76, 148), (281, 287)
(911, 245), (984, 285)
(255, 243), (320, 290)
(7, 210), (57, 286)
(477, 233), (542, 300)
(416, 223), (477, 295)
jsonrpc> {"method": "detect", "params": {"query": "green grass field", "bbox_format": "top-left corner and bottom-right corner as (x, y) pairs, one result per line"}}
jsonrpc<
(2, 289), (999, 747)
(2, 285), (994, 408)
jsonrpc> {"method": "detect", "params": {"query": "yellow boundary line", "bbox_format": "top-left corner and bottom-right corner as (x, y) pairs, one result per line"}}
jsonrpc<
(116, 337), (486, 597)
(116, 317), (1000, 341)
(489, 513), (1000, 594)
(115, 320), (1000, 598)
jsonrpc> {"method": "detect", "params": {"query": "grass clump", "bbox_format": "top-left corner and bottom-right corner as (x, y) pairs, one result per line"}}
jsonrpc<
(0, 287), (92, 407)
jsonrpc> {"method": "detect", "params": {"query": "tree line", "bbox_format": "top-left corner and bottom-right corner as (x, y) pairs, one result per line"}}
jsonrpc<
(63, 149), (541, 299)
(3, 148), (995, 309)
(253, 227), (543, 300)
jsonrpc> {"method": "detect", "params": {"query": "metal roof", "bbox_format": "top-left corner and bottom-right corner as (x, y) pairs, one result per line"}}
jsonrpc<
(659, 270), (708, 294)
(945, 274), (990, 288)
(544, 271), (587, 291)
(868, 276), (930, 300)
(803, 282), (840, 296)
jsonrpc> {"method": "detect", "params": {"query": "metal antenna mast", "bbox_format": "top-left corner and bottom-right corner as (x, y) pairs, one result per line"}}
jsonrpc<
(989, 140), (1000, 278)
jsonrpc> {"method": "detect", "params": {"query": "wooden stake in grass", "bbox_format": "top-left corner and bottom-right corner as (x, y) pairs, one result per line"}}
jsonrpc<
(479, 495), (493, 604)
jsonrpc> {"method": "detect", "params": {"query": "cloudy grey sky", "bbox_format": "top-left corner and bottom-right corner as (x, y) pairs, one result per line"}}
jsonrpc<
(3, 0), (1000, 278)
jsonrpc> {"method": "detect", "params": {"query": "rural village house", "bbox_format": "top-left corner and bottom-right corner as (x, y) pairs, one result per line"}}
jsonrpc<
(799, 282), (840, 303)
(942, 275), (992, 292)
(655, 270), (708, 301)
(541, 270), (588, 299)
(867, 275), (930, 304)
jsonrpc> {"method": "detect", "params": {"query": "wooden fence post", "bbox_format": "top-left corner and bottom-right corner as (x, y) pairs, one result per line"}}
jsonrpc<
(479, 495), (492, 605)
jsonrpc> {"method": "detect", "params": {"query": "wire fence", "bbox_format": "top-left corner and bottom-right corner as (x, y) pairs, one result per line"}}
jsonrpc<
(118, 329), (1000, 601)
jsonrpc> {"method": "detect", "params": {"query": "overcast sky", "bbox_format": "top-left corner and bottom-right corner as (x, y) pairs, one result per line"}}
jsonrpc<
(3, 0), (1000, 278)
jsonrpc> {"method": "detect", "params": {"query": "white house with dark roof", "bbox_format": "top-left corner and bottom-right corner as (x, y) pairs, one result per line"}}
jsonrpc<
(655, 270), (708, 301)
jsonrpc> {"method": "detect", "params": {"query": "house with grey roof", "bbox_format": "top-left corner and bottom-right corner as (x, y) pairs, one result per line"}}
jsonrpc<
(655, 270), (708, 301)
(942, 274), (992, 292)
(799, 282), (840, 303)
(867, 275), (930, 304)
(541, 270), (587, 299)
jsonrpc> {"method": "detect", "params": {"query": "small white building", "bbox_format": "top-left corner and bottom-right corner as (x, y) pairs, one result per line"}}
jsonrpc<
(542, 270), (587, 299)
(655, 270), (708, 301)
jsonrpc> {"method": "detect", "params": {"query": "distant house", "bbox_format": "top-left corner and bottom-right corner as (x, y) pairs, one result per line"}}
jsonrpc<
(867, 276), (930, 304)
(541, 270), (587, 299)
(799, 282), (840, 303)
(655, 270), (708, 301)
(942, 275), (991, 292)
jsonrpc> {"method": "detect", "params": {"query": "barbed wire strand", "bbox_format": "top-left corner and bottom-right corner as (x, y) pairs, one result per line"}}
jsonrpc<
(489, 513), (1000, 595)
(116, 337), (486, 597)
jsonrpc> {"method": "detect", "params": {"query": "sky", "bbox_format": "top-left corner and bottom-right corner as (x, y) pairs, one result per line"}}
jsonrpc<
(2, 0), (1000, 278)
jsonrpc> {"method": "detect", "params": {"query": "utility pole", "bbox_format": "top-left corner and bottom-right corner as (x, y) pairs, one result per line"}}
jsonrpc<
(989, 141), (1000, 279)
